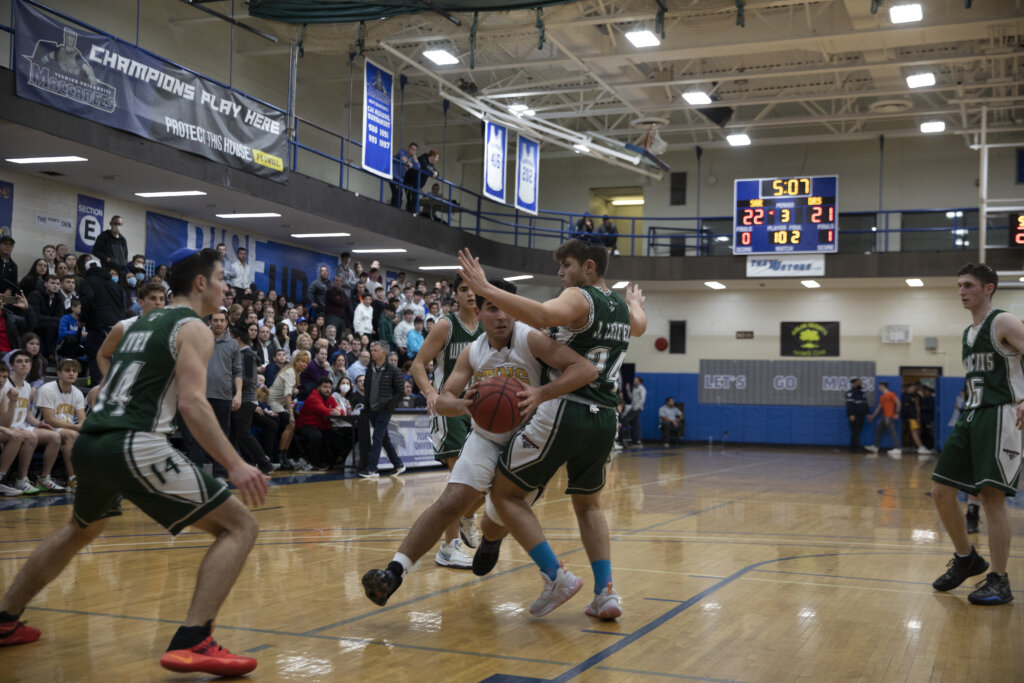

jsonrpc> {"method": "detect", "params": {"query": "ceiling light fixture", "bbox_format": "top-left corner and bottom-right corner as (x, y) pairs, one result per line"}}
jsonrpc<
(504, 275), (534, 282)
(906, 278), (924, 287)
(682, 90), (713, 106)
(419, 265), (463, 271)
(291, 232), (351, 238)
(5, 156), (87, 164)
(217, 212), (281, 219)
(134, 191), (208, 198)
(625, 30), (660, 48)
(611, 198), (645, 206)
(573, 143), (590, 154)
(906, 72), (935, 89)
(704, 281), (726, 290)
(726, 134), (751, 147)
(800, 280), (821, 289)
(351, 248), (408, 254)
(920, 120), (945, 133)
(612, 281), (629, 289)
(423, 49), (459, 66)
(889, 3), (923, 23)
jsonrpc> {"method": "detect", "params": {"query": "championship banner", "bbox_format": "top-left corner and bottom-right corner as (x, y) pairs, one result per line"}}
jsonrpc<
(145, 212), (334, 304)
(483, 121), (507, 204)
(0, 181), (12, 240)
(699, 359), (875, 406)
(514, 134), (539, 215)
(361, 59), (394, 180)
(14, 1), (288, 181)
(75, 194), (104, 253)
(781, 321), (840, 357)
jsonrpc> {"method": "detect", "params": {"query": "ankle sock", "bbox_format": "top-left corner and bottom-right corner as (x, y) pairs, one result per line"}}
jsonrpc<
(527, 541), (560, 580)
(167, 619), (212, 651)
(391, 553), (412, 576)
(590, 560), (612, 594)
(0, 610), (21, 623)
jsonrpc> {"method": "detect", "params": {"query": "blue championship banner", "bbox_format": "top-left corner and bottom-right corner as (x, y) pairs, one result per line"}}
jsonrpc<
(145, 212), (334, 305)
(361, 59), (394, 180)
(14, 1), (288, 181)
(483, 121), (507, 204)
(0, 181), (12, 240)
(515, 134), (539, 215)
(75, 194), (104, 253)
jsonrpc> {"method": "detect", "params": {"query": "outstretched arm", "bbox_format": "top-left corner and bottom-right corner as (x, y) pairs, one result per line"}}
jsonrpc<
(435, 346), (475, 418)
(410, 316), (450, 414)
(625, 283), (647, 337)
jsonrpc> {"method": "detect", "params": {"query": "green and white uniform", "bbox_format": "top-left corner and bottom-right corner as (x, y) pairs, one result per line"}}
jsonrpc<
(500, 285), (629, 494)
(73, 307), (231, 534)
(933, 309), (1024, 495)
(429, 312), (483, 463)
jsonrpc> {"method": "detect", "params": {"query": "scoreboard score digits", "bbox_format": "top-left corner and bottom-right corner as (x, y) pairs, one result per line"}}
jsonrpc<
(1009, 212), (1024, 248)
(733, 175), (839, 254)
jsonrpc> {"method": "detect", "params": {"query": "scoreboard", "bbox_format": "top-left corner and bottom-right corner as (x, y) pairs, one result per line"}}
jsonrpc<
(1009, 212), (1024, 248)
(733, 175), (838, 254)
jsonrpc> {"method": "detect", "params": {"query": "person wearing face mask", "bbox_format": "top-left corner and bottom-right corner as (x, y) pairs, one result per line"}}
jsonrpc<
(78, 256), (128, 386)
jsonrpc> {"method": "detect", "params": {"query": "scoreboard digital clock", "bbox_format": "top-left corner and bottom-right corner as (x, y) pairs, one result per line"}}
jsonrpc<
(733, 175), (839, 254)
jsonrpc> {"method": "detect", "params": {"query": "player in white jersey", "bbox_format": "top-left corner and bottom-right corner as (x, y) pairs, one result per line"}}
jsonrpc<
(36, 358), (88, 491)
(362, 279), (597, 606)
(0, 351), (62, 494)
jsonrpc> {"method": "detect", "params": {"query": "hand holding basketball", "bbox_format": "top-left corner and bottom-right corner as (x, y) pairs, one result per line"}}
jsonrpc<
(469, 376), (525, 433)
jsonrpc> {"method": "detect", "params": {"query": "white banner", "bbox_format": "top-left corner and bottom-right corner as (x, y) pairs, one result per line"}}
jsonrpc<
(483, 120), (507, 203)
(746, 253), (825, 278)
(514, 133), (539, 215)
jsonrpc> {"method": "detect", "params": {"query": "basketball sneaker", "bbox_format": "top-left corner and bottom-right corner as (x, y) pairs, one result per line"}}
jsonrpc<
(0, 480), (23, 496)
(472, 538), (503, 576)
(435, 539), (473, 569)
(585, 583), (623, 620)
(160, 635), (257, 676)
(0, 618), (41, 646)
(35, 476), (67, 493)
(864, 445), (879, 453)
(362, 565), (403, 606)
(968, 572), (1013, 605)
(529, 564), (583, 617)
(887, 448), (903, 459)
(391, 465), (407, 476)
(14, 478), (44, 495)
(932, 547), (989, 591)
(459, 514), (479, 548)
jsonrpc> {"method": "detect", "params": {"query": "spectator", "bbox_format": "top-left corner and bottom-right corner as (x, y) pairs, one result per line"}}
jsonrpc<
(228, 326), (277, 475)
(618, 376), (646, 446)
(575, 213), (595, 241)
(324, 273), (351, 333)
(274, 325), (292, 356)
(920, 385), (936, 451)
(294, 376), (345, 470)
(306, 265), (330, 315)
(299, 346), (331, 399)
(393, 308), (415, 357)
(35, 357), (87, 489)
(598, 215), (620, 255)
(329, 351), (348, 388)
(347, 349), (370, 382)
(354, 292), (375, 337)
(16, 333), (46, 389)
(253, 325), (276, 370)
(28, 273), (64, 359)
(337, 252), (358, 300)
(264, 347), (288, 389)
(392, 142), (419, 208)
(900, 382), (932, 455)
(56, 298), (83, 360)
(41, 245), (58, 273)
(846, 377), (870, 454)
(227, 246), (254, 295)
(350, 281), (368, 314)
(406, 148), (439, 213)
(58, 274), (77, 311)
(406, 316), (425, 359)
(79, 256), (127, 385)
(0, 235), (17, 293)
(398, 379), (426, 409)
(291, 331), (313, 361)
(216, 243), (236, 283)
(345, 338), (362, 367)
(267, 349), (310, 468)
(658, 397), (683, 446)
(129, 253), (146, 272)
(18, 258), (49, 295)
(378, 303), (396, 349)
(92, 215), (129, 272)
(866, 381), (901, 458)
(0, 350), (61, 495)
(359, 341), (406, 478)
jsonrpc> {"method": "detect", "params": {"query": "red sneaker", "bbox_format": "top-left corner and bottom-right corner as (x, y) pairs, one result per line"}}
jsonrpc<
(0, 619), (41, 646)
(160, 636), (257, 676)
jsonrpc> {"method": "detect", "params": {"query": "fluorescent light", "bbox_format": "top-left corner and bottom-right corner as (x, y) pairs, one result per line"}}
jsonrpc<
(889, 3), (923, 23)
(423, 49), (459, 66)
(291, 232), (351, 238)
(611, 198), (644, 206)
(508, 104), (529, 113)
(801, 280), (821, 289)
(704, 281), (726, 290)
(625, 30), (660, 48)
(714, 236), (730, 242)
(504, 275), (534, 282)
(352, 248), (408, 254)
(920, 120), (945, 133)
(419, 265), (462, 271)
(946, 211), (963, 219)
(573, 143), (590, 154)
(134, 190), (207, 198)
(5, 156), (87, 164)
(906, 278), (924, 287)
(906, 72), (935, 89)
(727, 134), (751, 146)
(682, 90), (713, 106)
(216, 212), (281, 219)
(612, 281), (629, 289)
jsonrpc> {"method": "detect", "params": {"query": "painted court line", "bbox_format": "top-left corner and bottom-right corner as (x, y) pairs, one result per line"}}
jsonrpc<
(594, 666), (750, 683)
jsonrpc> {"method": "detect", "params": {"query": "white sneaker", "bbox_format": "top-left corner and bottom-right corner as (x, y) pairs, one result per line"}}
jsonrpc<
(0, 481), (23, 496)
(14, 478), (44, 495)
(435, 539), (473, 570)
(917, 446), (934, 455)
(585, 583), (623, 620)
(887, 448), (903, 459)
(390, 465), (407, 476)
(529, 564), (583, 617)
(459, 514), (479, 548)
(36, 475), (67, 493)
(864, 445), (879, 453)
(295, 458), (314, 472)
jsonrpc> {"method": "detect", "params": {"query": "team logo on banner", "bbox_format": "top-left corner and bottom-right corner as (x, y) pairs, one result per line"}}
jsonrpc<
(781, 322), (839, 357)
(361, 59), (393, 180)
(76, 194), (104, 253)
(23, 26), (117, 112)
(483, 121), (507, 204)
(515, 134), (539, 215)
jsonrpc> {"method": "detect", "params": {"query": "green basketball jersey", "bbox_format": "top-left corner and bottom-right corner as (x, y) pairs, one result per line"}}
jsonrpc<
(83, 307), (202, 435)
(432, 312), (483, 395)
(961, 308), (1024, 409)
(548, 285), (630, 408)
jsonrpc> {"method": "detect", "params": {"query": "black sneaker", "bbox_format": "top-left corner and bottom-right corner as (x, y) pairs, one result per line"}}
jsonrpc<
(932, 548), (989, 591)
(472, 538), (503, 576)
(968, 572), (1013, 605)
(362, 567), (402, 606)
(965, 505), (980, 534)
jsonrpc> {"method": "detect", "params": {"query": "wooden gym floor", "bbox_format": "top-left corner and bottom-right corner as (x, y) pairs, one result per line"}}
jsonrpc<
(2, 444), (1023, 682)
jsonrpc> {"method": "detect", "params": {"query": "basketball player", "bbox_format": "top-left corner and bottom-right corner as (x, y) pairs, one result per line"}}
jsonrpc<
(409, 273), (484, 569)
(930, 263), (1024, 605)
(362, 279), (597, 606)
(0, 248), (270, 676)
(457, 240), (646, 619)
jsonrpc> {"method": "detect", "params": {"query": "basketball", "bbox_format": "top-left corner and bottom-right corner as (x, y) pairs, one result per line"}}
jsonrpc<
(470, 376), (525, 433)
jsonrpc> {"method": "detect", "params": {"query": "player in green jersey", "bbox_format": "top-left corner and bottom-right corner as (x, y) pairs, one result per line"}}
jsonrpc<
(410, 273), (485, 568)
(0, 248), (270, 675)
(458, 239), (646, 619)
(931, 263), (1024, 606)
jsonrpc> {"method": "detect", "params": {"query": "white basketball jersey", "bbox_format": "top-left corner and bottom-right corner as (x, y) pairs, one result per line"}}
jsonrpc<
(468, 321), (543, 442)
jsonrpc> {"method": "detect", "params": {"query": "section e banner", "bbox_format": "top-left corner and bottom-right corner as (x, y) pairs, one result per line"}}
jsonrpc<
(13, 0), (288, 181)
(361, 59), (393, 180)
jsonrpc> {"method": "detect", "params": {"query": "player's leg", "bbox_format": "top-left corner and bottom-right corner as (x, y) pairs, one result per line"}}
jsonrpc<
(433, 415), (479, 546)
(472, 487), (543, 576)
(0, 516), (109, 646)
(572, 492), (620, 620)
(969, 486), (1013, 604)
(33, 429), (66, 492)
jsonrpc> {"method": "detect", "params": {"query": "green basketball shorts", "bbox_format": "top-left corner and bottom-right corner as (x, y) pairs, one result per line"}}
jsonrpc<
(932, 404), (1023, 496)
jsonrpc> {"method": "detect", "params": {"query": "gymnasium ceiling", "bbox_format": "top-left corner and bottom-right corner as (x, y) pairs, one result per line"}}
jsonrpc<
(208, 0), (1024, 171)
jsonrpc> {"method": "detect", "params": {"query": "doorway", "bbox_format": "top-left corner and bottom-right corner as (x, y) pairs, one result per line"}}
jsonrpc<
(899, 366), (942, 450)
